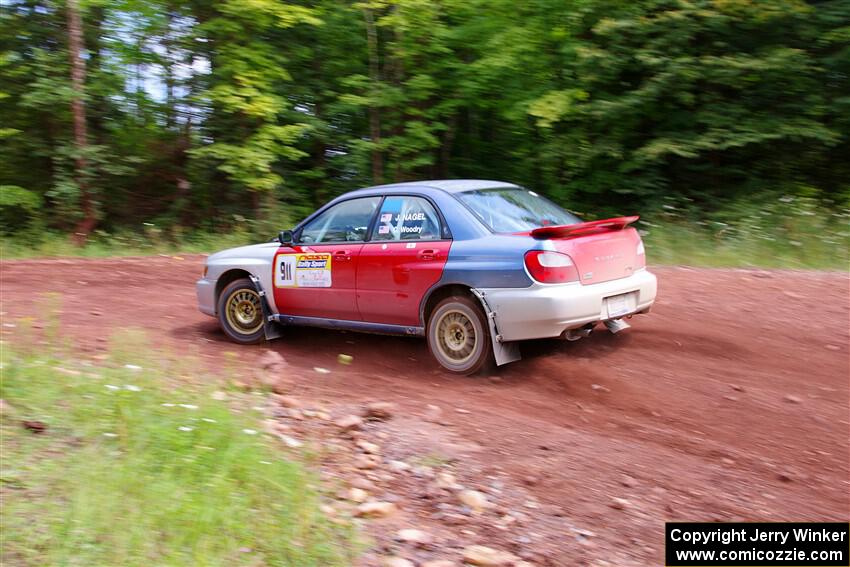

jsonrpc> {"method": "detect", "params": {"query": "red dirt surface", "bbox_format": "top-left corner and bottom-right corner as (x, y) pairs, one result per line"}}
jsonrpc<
(2, 256), (848, 564)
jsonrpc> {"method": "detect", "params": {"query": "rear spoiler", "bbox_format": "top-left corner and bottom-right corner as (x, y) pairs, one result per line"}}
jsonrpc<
(530, 215), (639, 239)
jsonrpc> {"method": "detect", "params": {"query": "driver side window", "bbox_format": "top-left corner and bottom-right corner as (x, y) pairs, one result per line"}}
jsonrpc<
(299, 197), (381, 244)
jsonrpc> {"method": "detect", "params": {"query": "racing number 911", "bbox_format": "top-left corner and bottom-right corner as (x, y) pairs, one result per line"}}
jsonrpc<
(196, 179), (657, 375)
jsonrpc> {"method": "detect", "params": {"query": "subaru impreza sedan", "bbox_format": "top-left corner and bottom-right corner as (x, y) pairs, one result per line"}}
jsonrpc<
(197, 180), (657, 374)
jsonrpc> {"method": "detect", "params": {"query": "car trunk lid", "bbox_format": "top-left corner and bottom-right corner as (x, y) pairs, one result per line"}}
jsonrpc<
(522, 216), (643, 285)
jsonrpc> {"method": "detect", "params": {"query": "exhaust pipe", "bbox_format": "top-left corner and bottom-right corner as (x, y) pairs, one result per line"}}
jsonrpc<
(564, 324), (594, 341)
(604, 318), (631, 334)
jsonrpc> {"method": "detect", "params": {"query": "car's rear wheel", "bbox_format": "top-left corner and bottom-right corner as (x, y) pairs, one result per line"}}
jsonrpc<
(427, 296), (492, 375)
(218, 278), (265, 344)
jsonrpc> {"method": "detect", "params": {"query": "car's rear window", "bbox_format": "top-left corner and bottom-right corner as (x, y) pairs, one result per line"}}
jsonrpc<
(457, 187), (581, 233)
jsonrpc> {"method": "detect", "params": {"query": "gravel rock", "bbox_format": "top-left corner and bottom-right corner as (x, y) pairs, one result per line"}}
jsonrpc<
(462, 545), (517, 566)
(279, 434), (303, 448)
(435, 471), (460, 490)
(355, 501), (397, 518)
(458, 489), (489, 512)
(258, 351), (287, 370)
(353, 454), (381, 470)
(609, 497), (630, 510)
(388, 460), (411, 472)
(266, 377), (291, 394)
(421, 561), (457, 567)
(425, 404), (445, 424)
(273, 395), (301, 409)
(335, 414), (363, 431)
(356, 439), (381, 454)
(363, 401), (395, 420)
(381, 557), (414, 567)
(396, 528), (433, 546)
(783, 394), (803, 404)
(619, 474), (637, 488)
(346, 487), (369, 502)
(350, 477), (376, 491)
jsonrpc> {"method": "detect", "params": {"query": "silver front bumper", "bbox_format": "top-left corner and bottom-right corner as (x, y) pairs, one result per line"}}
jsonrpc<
(477, 268), (657, 342)
(196, 277), (217, 317)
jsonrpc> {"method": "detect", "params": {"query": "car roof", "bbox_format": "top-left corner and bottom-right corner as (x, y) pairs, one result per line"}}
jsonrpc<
(347, 179), (520, 196)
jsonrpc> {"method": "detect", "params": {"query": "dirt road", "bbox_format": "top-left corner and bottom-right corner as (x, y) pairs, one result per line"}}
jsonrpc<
(2, 256), (848, 564)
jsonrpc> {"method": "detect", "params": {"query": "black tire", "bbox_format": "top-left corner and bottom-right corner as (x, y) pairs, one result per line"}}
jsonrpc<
(217, 278), (265, 344)
(427, 295), (493, 375)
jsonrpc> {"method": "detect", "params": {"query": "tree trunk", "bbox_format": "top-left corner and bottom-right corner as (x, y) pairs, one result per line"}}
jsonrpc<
(163, 7), (177, 129)
(67, 0), (95, 243)
(363, 8), (383, 185)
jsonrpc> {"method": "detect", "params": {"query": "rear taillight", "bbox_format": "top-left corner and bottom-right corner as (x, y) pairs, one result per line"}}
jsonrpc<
(636, 238), (646, 269)
(524, 251), (579, 284)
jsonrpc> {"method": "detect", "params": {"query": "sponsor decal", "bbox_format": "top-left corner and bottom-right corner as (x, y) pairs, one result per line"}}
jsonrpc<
(394, 212), (425, 222)
(378, 225), (390, 235)
(380, 213), (393, 222)
(406, 242), (416, 249)
(274, 253), (332, 288)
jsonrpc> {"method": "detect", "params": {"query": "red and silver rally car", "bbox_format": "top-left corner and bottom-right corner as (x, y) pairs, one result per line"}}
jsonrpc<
(197, 180), (657, 374)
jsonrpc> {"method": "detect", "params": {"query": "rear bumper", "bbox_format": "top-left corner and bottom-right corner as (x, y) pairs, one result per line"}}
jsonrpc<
(196, 277), (217, 317)
(477, 268), (657, 342)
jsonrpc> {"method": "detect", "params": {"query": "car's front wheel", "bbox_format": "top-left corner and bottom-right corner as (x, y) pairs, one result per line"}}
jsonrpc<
(217, 278), (265, 344)
(427, 296), (492, 375)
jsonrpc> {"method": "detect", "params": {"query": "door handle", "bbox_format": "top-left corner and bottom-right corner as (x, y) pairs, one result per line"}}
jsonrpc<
(418, 249), (437, 261)
(333, 250), (352, 261)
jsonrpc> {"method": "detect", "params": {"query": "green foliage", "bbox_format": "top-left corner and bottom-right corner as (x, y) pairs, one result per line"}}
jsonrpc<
(0, 0), (847, 252)
(0, 336), (354, 566)
(0, 185), (41, 233)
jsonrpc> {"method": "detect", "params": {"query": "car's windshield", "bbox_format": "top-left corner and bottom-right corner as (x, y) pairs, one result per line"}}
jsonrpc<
(457, 187), (581, 232)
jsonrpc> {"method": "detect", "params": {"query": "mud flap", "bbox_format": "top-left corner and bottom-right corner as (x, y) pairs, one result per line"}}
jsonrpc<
(471, 289), (521, 367)
(248, 274), (282, 340)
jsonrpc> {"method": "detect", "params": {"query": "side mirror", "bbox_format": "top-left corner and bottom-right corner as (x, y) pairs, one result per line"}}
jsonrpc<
(278, 229), (294, 246)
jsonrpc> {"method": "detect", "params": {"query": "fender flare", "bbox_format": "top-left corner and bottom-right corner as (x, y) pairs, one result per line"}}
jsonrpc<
(470, 289), (521, 367)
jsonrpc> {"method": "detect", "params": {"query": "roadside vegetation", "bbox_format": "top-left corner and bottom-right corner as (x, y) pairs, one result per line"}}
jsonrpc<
(2, 195), (847, 270)
(0, 329), (355, 566)
(641, 196), (850, 270)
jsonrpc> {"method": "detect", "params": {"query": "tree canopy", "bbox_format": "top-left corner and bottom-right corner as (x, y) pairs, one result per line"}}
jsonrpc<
(1, 0), (847, 237)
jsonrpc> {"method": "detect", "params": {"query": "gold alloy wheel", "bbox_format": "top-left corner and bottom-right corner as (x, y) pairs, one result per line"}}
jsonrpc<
(436, 309), (477, 364)
(224, 288), (263, 335)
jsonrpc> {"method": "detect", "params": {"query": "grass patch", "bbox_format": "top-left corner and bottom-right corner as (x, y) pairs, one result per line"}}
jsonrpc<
(0, 336), (354, 566)
(0, 229), (255, 260)
(1, 196), (847, 270)
(640, 196), (849, 270)
(642, 222), (849, 270)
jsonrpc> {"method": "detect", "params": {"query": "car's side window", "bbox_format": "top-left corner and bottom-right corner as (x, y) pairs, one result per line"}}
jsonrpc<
(372, 196), (442, 241)
(299, 197), (381, 244)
